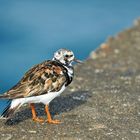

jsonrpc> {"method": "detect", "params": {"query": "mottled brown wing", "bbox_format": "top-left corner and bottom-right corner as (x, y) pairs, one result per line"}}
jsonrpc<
(4, 61), (66, 99)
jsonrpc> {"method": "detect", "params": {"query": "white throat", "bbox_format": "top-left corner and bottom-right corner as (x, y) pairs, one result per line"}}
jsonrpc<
(64, 65), (74, 77)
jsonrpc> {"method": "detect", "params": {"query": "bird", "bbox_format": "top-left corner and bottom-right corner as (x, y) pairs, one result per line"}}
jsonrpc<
(0, 49), (82, 124)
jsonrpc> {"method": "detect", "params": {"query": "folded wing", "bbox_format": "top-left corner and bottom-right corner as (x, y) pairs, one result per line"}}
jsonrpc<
(1, 61), (66, 99)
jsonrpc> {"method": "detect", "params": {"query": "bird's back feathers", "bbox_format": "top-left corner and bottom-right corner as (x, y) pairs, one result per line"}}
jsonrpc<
(0, 60), (73, 99)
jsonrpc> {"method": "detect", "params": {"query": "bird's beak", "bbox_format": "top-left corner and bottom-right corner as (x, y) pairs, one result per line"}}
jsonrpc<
(74, 58), (83, 63)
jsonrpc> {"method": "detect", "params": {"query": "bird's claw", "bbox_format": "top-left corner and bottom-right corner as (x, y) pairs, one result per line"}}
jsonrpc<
(32, 117), (45, 123)
(46, 119), (61, 124)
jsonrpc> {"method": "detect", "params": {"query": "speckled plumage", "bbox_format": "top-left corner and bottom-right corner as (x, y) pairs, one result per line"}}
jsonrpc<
(0, 49), (81, 123)
(2, 60), (72, 99)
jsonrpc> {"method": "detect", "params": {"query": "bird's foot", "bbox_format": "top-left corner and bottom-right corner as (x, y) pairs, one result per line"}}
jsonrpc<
(47, 119), (61, 124)
(32, 117), (45, 123)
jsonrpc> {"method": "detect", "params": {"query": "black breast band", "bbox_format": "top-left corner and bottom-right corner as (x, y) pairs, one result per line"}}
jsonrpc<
(51, 61), (73, 86)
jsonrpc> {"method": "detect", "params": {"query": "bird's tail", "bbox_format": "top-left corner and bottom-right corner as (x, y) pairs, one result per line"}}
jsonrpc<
(1, 100), (12, 118)
(0, 99), (21, 119)
(0, 93), (11, 99)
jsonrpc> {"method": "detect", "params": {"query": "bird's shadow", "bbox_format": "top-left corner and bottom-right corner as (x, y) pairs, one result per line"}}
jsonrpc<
(5, 91), (91, 125)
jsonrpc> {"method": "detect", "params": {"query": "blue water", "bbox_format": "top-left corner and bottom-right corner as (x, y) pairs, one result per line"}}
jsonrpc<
(0, 0), (140, 109)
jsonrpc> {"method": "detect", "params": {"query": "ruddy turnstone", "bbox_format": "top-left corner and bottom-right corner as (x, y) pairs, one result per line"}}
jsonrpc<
(0, 49), (82, 124)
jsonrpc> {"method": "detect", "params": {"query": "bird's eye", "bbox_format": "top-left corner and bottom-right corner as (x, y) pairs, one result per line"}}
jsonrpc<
(65, 55), (69, 57)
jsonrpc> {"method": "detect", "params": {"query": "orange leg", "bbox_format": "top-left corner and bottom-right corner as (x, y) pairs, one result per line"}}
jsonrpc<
(45, 105), (61, 124)
(30, 103), (44, 123)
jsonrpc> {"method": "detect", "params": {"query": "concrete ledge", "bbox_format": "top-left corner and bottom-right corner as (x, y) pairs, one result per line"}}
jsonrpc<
(0, 19), (140, 140)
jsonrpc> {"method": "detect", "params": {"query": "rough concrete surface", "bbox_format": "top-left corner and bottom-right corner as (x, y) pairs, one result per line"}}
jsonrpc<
(0, 19), (140, 140)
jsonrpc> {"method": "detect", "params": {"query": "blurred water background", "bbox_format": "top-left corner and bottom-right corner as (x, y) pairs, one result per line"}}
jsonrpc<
(0, 0), (140, 108)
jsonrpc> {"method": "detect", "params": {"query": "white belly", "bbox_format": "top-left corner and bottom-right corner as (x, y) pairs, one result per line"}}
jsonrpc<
(11, 85), (66, 108)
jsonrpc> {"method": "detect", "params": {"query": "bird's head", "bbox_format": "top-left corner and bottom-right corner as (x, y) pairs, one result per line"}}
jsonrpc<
(53, 49), (82, 65)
